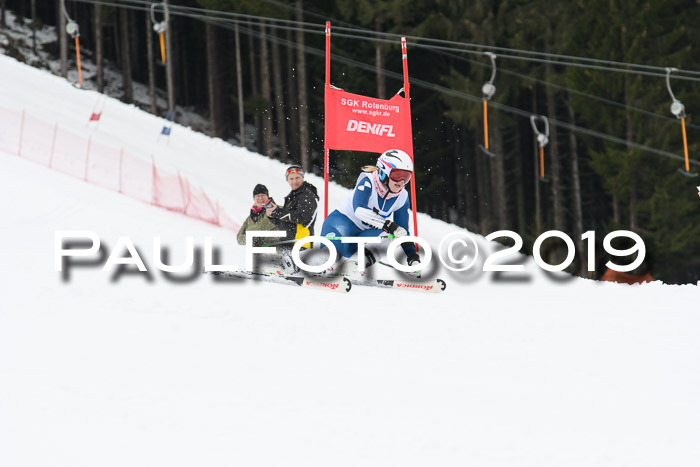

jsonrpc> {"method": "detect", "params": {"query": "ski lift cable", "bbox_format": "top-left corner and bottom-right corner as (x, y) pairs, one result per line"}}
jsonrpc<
(60, 0), (75, 24)
(330, 31), (700, 83)
(330, 26), (700, 78)
(239, 21), (700, 168)
(61, 0), (79, 38)
(69, 0), (699, 167)
(150, 2), (167, 32)
(75, 1), (699, 139)
(171, 0), (700, 83)
(132, 2), (700, 125)
(151, 0), (700, 79)
(182, 4), (700, 85)
(75, 0), (700, 80)
(98, 0), (322, 28)
(424, 43), (700, 130)
(241, 7), (700, 129)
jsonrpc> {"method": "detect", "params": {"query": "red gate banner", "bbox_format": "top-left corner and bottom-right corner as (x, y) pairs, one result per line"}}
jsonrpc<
(323, 22), (418, 240)
(324, 88), (413, 157)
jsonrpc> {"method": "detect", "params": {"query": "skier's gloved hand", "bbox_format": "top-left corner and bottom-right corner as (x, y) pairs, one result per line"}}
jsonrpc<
(382, 220), (407, 238)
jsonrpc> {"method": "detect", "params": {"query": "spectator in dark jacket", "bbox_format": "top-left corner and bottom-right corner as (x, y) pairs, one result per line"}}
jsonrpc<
(237, 184), (281, 247)
(266, 165), (319, 246)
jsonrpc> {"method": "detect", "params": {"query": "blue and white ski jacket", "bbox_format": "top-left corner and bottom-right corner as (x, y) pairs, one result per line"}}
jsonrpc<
(337, 172), (411, 232)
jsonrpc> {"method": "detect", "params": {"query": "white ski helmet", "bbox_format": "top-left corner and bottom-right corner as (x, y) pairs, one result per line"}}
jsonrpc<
(377, 149), (413, 185)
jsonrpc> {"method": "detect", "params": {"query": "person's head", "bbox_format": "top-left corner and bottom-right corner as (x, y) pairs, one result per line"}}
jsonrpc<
(252, 184), (269, 207)
(285, 165), (305, 191)
(376, 149), (413, 193)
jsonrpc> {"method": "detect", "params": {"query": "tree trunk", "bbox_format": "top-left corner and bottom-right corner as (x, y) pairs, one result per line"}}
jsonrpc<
(145, 9), (156, 114)
(119, 7), (133, 103)
(164, 0), (175, 115)
(113, 12), (120, 67)
(567, 94), (584, 273)
(475, 142), (492, 234)
(94, 3), (104, 93)
(460, 128), (478, 232)
(545, 42), (564, 232)
(234, 21), (245, 147)
(129, 10), (140, 80)
(375, 20), (385, 99)
(1, 0), (6, 28)
(271, 33), (288, 161)
(534, 138), (542, 234)
(532, 90), (542, 234)
(296, 0), (310, 171)
(31, 0), (37, 53)
(285, 27), (299, 161)
(59, 0), (67, 77)
(205, 21), (219, 137)
(259, 23), (274, 158)
(180, 32), (190, 105)
(451, 125), (467, 227)
(247, 20), (261, 153)
(625, 78), (637, 231)
(489, 121), (507, 229)
(512, 128), (526, 234)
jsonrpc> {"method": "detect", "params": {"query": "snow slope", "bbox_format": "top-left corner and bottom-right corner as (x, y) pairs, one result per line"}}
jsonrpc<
(1, 53), (700, 467)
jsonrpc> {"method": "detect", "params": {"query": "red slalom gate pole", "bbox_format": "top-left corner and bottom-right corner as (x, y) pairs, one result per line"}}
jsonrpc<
(401, 37), (419, 246)
(324, 21), (331, 219)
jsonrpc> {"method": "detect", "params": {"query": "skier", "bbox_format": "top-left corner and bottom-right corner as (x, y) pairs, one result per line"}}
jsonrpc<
(266, 165), (319, 244)
(237, 184), (280, 247)
(320, 148), (420, 271)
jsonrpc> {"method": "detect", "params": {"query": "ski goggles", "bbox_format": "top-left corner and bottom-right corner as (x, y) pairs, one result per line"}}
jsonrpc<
(389, 168), (412, 183)
(286, 166), (305, 179)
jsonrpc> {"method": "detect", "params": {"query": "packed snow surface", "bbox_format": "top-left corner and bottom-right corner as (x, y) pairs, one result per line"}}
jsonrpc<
(1, 53), (699, 467)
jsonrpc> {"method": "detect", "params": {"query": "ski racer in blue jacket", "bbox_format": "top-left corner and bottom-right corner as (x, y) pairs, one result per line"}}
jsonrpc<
(321, 148), (420, 269)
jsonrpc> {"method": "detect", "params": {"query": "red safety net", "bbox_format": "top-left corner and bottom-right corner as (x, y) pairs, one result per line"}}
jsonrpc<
(86, 139), (121, 191)
(51, 126), (89, 179)
(0, 108), (22, 156)
(21, 113), (54, 167)
(1, 105), (240, 233)
(120, 152), (153, 203)
(184, 181), (220, 224)
(153, 167), (186, 214)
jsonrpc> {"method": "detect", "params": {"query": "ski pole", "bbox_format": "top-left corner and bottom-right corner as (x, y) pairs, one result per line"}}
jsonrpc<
(263, 234), (395, 247)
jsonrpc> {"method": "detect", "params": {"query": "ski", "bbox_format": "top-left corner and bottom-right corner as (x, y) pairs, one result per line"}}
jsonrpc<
(313, 260), (447, 293)
(205, 269), (352, 293)
(203, 261), (445, 294)
(348, 277), (446, 293)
